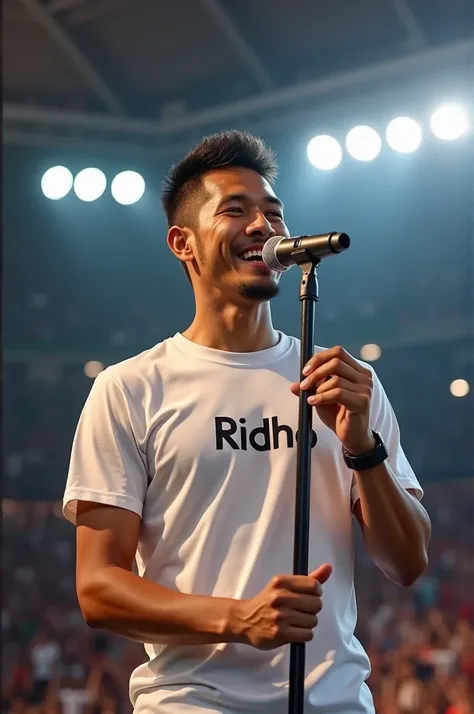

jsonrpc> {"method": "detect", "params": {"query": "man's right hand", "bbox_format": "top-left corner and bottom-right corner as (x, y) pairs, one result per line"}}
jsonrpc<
(231, 563), (332, 650)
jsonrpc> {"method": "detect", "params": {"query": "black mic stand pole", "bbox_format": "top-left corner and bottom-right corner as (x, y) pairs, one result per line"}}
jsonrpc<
(288, 256), (320, 714)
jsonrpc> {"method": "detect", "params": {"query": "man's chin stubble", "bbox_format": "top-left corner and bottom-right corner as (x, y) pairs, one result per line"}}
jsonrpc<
(238, 280), (280, 302)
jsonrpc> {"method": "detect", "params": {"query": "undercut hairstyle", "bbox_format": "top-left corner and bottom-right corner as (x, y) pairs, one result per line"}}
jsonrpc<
(161, 130), (278, 280)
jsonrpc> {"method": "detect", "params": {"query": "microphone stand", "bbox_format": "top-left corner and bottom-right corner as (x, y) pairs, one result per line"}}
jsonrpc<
(288, 256), (320, 714)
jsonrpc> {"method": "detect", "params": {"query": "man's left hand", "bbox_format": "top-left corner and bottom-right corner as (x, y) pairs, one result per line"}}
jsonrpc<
(289, 345), (376, 455)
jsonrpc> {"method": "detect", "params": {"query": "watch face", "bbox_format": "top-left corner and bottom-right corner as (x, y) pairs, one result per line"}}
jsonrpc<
(368, 431), (386, 453)
(376, 432), (384, 446)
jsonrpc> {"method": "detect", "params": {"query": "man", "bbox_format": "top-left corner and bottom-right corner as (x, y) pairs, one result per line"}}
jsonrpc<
(63, 130), (431, 713)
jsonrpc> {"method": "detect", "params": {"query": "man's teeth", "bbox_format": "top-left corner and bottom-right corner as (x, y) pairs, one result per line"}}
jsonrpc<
(240, 249), (263, 261)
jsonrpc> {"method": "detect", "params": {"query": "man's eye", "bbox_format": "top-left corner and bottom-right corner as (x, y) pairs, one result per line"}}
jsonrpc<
(225, 207), (244, 214)
(268, 211), (283, 219)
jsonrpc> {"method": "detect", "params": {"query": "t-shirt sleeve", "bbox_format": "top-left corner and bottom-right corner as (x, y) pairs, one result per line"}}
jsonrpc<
(63, 370), (148, 524)
(350, 368), (423, 509)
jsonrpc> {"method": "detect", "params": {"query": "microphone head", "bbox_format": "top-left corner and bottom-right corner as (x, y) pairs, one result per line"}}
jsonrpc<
(262, 236), (291, 272)
(332, 232), (350, 252)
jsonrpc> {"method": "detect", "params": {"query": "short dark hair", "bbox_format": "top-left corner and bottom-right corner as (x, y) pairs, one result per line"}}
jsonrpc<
(162, 130), (278, 230)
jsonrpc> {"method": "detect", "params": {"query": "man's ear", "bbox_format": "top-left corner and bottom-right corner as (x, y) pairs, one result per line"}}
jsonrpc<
(167, 226), (195, 266)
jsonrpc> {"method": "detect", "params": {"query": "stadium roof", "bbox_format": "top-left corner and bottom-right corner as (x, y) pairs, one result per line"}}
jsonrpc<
(4, 0), (473, 153)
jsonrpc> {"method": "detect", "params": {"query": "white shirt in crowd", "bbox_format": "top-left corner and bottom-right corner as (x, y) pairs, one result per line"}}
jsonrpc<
(63, 332), (423, 714)
(30, 640), (60, 681)
(58, 688), (91, 714)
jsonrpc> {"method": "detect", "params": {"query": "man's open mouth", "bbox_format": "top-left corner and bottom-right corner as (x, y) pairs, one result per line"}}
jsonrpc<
(236, 248), (264, 262)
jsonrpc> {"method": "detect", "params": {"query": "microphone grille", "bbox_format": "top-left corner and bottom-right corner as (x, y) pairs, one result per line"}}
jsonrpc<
(262, 236), (290, 272)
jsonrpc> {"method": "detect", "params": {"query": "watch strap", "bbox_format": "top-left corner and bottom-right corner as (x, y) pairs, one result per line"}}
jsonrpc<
(342, 431), (388, 471)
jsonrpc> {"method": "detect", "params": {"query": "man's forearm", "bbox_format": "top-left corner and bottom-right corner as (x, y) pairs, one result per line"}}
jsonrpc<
(79, 565), (244, 646)
(353, 461), (431, 587)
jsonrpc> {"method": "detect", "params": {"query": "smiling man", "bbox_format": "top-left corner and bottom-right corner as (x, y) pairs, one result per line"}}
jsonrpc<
(64, 130), (431, 714)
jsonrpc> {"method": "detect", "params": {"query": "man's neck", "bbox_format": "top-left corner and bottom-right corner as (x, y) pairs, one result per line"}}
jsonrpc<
(183, 301), (279, 353)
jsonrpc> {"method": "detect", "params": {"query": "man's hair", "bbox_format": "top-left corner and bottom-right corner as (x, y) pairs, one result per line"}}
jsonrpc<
(161, 130), (278, 279)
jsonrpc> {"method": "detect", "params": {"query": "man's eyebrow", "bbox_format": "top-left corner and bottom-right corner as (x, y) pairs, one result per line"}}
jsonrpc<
(215, 193), (284, 211)
(266, 196), (285, 210)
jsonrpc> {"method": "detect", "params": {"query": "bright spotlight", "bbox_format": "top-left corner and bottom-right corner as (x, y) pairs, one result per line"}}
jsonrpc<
(450, 379), (470, 397)
(111, 171), (146, 205)
(307, 135), (343, 171)
(386, 117), (422, 153)
(41, 166), (73, 200)
(74, 168), (107, 202)
(430, 104), (469, 140)
(346, 126), (382, 162)
(84, 361), (105, 379)
(360, 344), (382, 362)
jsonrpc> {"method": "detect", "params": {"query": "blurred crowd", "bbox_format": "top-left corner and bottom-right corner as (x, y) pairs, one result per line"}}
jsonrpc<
(354, 480), (474, 713)
(3, 364), (88, 501)
(2, 481), (473, 714)
(2, 501), (144, 714)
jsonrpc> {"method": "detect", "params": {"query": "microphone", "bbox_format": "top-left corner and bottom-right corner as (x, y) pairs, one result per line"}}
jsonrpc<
(262, 232), (350, 272)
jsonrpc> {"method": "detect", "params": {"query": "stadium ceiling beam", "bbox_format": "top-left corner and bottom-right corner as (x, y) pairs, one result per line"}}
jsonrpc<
(388, 0), (426, 48)
(17, 0), (125, 115)
(4, 39), (472, 139)
(200, 0), (274, 91)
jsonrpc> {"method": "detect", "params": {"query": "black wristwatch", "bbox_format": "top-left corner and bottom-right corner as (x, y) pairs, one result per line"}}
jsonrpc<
(342, 431), (388, 471)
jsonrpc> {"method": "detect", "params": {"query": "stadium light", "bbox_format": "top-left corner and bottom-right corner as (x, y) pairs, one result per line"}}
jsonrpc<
(450, 379), (470, 397)
(41, 166), (74, 200)
(307, 135), (343, 171)
(346, 126), (382, 162)
(386, 117), (422, 153)
(74, 168), (107, 202)
(430, 104), (469, 140)
(360, 344), (382, 362)
(111, 171), (146, 205)
(84, 361), (105, 379)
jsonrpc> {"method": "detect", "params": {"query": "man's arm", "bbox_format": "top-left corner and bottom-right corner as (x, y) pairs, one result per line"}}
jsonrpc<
(290, 345), (431, 589)
(76, 501), (332, 650)
(352, 462), (431, 587)
(75, 501), (243, 646)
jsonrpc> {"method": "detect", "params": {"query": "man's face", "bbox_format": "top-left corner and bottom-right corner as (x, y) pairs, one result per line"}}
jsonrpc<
(187, 167), (290, 303)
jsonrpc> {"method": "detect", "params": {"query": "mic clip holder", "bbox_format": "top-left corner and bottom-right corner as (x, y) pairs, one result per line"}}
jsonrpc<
(298, 257), (320, 301)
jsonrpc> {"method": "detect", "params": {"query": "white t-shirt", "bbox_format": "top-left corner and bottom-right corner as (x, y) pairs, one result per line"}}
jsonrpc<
(58, 688), (91, 714)
(63, 332), (422, 714)
(30, 641), (60, 681)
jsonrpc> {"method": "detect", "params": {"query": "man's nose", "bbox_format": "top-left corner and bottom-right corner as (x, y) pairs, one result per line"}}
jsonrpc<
(245, 212), (275, 238)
